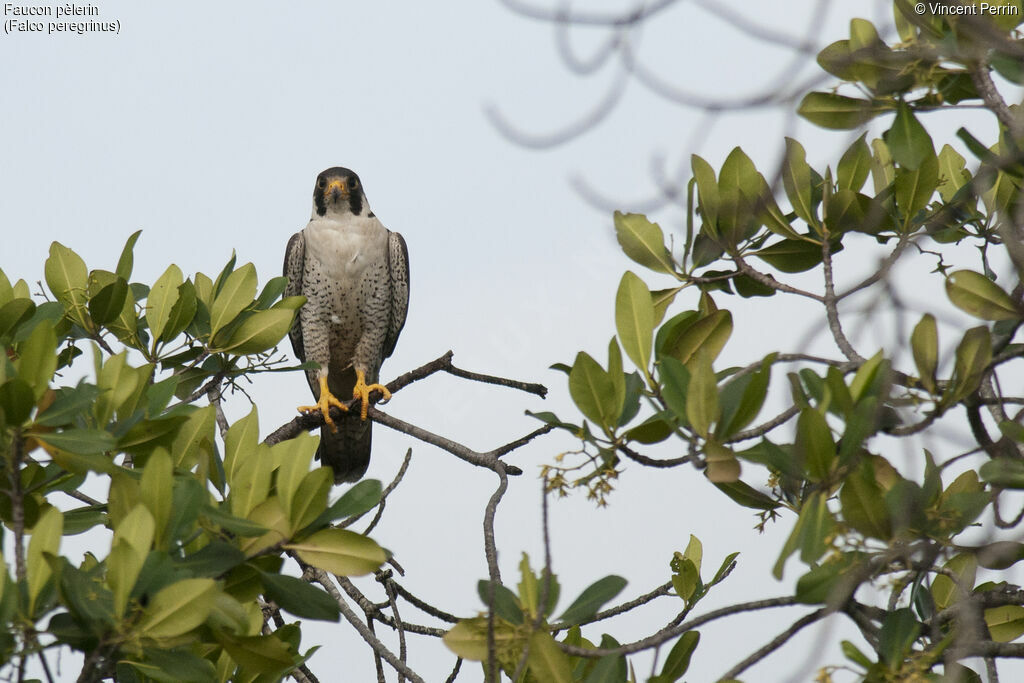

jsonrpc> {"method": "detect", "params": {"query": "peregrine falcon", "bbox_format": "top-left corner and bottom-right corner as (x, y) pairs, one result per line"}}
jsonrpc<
(283, 167), (410, 483)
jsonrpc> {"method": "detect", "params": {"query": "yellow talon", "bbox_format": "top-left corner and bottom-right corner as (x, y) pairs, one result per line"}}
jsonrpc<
(353, 369), (391, 420)
(298, 375), (349, 432)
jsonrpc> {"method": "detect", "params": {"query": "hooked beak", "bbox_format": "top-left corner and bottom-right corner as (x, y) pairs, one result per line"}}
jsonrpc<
(325, 178), (348, 202)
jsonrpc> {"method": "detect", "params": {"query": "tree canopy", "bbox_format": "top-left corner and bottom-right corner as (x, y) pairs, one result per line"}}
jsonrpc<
(2, 1), (1024, 681)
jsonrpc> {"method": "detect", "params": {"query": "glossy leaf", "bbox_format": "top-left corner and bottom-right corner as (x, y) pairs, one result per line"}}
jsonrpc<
(691, 155), (719, 233)
(569, 351), (619, 429)
(837, 133), (872, 191)
(664, 310), (732, 367)
(798, 92), (880, 130)
(945, 270), (1020, 321)
(685, 352), (719, 438)
(796, 407), (835, 482)
(286, 528), (386, 576)
(221, 307), (295, 354)
(27, 507), (63, 616)
(910, 313), (938, 393)
(614, 212), (675, 274)
(261, 572), (340, 621)
(615, 271), (654, 374)
(886, 102), (935, 170)
(558, 575), (627, 624)
(782, 138), (817, 228)
(840, 461), (891, 539)
(209, 263), (257, 336)
(138, 578), (218, 639)
(146, 265), (184, 342)
(527, 630), (574, 683)
(949, 326), (992, 403)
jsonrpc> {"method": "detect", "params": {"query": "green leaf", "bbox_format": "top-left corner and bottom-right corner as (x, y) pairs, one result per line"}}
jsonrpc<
(685, 351), (719, 438)
(980, 458), (1024, 488)
(837, 133), (872, 191)
(615, 272), (654, 374)
(879, 608), (920, 669)
(753, 239), (823, 273)
(0, 298), (35, 341)
(16, 320), (57, 399)
(122, 648), (216, 683)
(985, 606), (1024, 643)
(614, 212), (675, 274)
(317, 479), (383, 524)
(138, 578), (218, 639)
(115, 230), (143, 280)
(261, 572), (340, 621)
(658, 631), (700, 682)
(221, 307), (295, 354)
(798, 92), (881, 130)
(287, 467), (332, 534)
(146, 265), (184, 343)
(477, 580), (524, 624)
(886, 102), (935, 170)
(664, 310), (732, 367)
(625, 414), (675, 444)
(527, 630), (574, 683)
(714, 480), (779, 510)
(911, 314), (939, 393)
(796, 407), (835, 482)
(945, 270), (1021, 321)
(159, 280), (197, 343)
(36, 428), (115, 455)
(558, 575), (627, 624)
(932, 554), (976, 611)
(44, 241), (90, 328)
(27, 507), (63, 616)
(35, 383), (101, 427)
(287, 528), (386, 576)
(209, 263), (257, 336)
(718, 354), (773, 437)
(871, 138), (895, 196)
(140, 451), (173, 549)
(691, 155), (719, 233)
(229, 444), (273, 519)
(275, 431), (318, 523)
(0, 379), (34, 425)
(894, 152), (939, 223)
(582, 640), (626, 683)
(949, 326), (992, 403)
(937, 144), (969, 202)
(216, 632), (296, 675)
(774, 491), (833, 579)
(705, 439), (740, 483)
(223, 405), (259, 483)
(88, 279), (129, 326)
(782, 138), (817, 228)
(840, 461), (892, 539)
(569, 351), (619, 430)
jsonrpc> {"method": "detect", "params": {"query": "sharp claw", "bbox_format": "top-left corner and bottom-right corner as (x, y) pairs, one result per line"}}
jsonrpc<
(297, 376), (348, 431)
(352, 370), (391, 421)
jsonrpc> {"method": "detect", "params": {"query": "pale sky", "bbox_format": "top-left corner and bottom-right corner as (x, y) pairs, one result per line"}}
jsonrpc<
(3, 1), (1021, 681)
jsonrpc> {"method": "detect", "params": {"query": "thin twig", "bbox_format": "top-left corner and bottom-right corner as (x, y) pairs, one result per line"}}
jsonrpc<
(309, 568), (427, 683)
(718, 608), (830, 680)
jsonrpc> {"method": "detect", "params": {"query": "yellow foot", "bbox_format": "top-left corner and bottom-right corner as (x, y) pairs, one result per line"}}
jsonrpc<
(298, 375), (349, 431)
(353, 369), (391, 420)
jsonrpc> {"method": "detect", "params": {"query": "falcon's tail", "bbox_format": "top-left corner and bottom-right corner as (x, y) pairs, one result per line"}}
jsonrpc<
(318, 415), (372, 484)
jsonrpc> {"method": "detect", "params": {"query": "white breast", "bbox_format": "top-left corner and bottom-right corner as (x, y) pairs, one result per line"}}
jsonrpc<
(303, 215), (388, 285)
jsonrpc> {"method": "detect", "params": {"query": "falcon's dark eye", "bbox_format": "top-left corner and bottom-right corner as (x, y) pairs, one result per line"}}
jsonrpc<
(317, 178), (326, 189)
(350, 179), (359, 190)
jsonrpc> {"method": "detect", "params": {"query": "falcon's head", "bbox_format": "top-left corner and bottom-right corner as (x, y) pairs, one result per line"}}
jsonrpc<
(312, 167), (369, 218)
